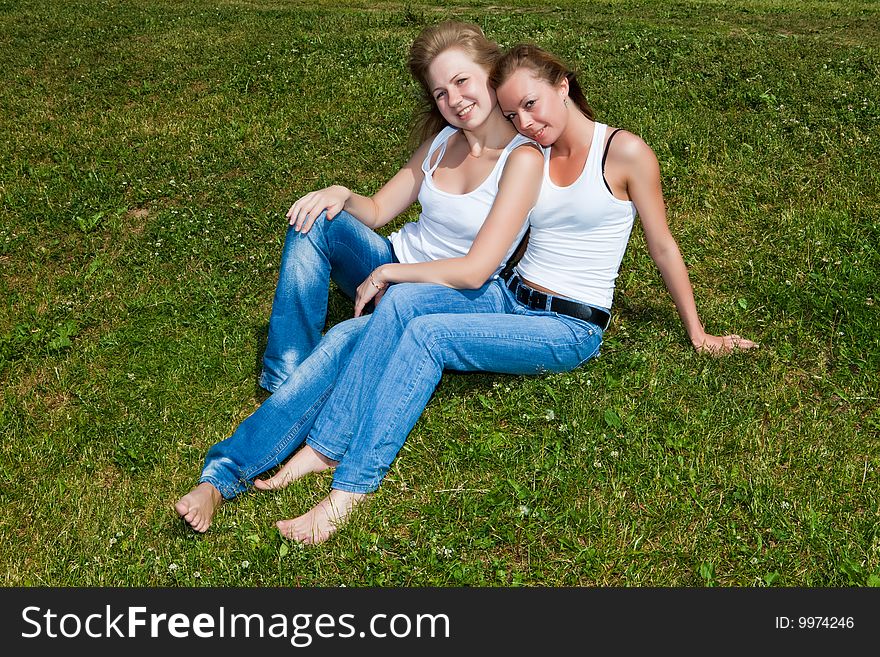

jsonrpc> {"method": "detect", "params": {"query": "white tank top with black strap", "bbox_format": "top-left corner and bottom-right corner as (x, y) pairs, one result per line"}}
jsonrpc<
(515, 122), (637, 309)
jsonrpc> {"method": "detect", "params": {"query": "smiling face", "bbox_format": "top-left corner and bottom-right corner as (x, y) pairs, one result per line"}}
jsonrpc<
(496, 67), (569, 147)
(426, 47), (496, 130)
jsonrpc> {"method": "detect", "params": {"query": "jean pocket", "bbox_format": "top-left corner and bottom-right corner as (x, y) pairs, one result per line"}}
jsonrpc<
(551, 314), (603, 367)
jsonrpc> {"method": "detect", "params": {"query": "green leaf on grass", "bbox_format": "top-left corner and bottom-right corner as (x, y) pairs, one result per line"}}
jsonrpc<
(604, 409), (622, 429)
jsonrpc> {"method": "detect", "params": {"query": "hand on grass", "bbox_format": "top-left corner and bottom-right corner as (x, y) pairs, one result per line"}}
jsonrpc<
(692, 333), (758, 354)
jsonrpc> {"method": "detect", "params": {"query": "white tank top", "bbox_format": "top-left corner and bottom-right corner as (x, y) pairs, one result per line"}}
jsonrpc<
(516, 123), (637, 309)
(389, 126), (533, 272)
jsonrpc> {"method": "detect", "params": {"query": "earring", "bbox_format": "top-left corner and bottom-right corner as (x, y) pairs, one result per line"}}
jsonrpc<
(564, 98), (569, 107)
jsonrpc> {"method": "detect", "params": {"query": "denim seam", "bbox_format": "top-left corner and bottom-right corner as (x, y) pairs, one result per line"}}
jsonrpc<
(306, 434), (350, 463)
(327, 477), (376, 495)
(198, 475), (240, 501)
(416, 326), (593, 350)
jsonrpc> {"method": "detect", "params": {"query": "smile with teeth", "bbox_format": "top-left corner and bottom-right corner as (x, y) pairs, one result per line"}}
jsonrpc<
(456, 103), (475, 119)
(533, 127), (546, 139)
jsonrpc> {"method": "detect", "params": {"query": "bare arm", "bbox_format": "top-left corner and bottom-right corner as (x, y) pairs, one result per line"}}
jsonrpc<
(353, 144), (544, 316)
(286, 138), (433, 233)
(621, 132), (757, 354)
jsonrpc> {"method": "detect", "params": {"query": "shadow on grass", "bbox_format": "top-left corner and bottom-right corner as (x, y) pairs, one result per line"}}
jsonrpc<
(252, 322), (271, 403)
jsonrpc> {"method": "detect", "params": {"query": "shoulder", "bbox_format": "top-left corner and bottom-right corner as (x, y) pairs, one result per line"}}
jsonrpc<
(605, 128), (660, 181)
(435, 125), (460, 145)
(605, 128), (655, 163)
(419, 126), (459, 152)
(411, 128), (455, 167)
(508, 140), (544, 163)
(501, 141), (544, 183)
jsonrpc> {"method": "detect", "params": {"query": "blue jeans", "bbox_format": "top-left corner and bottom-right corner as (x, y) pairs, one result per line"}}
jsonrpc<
(305, 280), (605, 494)
(201, 316), (370, 499)
(200, 210), (392, 499)
(260, 210), (396, 392)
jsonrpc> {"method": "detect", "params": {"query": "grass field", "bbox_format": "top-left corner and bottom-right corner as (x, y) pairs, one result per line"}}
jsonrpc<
(1, 0), (878, 586)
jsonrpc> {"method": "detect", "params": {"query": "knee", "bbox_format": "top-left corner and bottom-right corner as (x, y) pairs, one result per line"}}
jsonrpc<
(289, 209), (365, 258)
(403, 315), (447, 351)
(316, 209), (361, 240)
(377, 284), (427, 323)
(321, 317), (369, 355)
(279, 212), (329, 259)
(397, 317), (454, 371)
(277, 210), (342, 274)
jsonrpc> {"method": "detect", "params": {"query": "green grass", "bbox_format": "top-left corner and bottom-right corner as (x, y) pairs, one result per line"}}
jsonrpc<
(1, 0), (878, 587)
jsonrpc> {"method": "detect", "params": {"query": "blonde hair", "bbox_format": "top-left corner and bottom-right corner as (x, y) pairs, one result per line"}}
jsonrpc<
(491, 43), (594, 120)
(407, 20), (502, 143)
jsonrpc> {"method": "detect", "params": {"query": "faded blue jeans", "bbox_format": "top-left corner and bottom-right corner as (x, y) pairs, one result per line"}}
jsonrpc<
(259, 210), (396, 393)
(305, 279), (605, 494)
(200, 315), (369, 499)
(200, 210), (393, 498)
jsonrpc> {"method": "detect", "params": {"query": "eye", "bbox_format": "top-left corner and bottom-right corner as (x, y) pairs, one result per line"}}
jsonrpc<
(434, 91), (446, 100)
(524, 99), (536, 109)
(503, 113), (516, 122)
(456, 77), (467, 85)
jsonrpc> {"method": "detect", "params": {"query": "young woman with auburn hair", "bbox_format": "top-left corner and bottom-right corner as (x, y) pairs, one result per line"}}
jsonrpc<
(262, 43), (757, 544)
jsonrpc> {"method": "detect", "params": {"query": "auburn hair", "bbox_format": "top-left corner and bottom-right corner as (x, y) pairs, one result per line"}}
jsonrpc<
(491, 43), (594, 120)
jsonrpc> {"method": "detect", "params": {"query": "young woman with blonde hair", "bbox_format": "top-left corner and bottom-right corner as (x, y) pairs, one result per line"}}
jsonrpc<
(175, 22), (543, 532)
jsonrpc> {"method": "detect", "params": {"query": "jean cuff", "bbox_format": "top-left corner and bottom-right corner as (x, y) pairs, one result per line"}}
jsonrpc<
(330, 477), (379, 495)
(258, 371), (280, 394)
(198, 475), (245, 501)
(305, 435), (348, 463)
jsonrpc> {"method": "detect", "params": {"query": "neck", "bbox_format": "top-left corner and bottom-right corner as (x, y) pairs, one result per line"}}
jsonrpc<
(459, 107), (516, 157)
(550, 108), (594, 157)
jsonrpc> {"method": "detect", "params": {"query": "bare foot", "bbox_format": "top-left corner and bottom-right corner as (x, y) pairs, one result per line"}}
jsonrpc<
(276, 489), (366, 545)
(175, 482), (222, 533)
(253, 445), (338, 491)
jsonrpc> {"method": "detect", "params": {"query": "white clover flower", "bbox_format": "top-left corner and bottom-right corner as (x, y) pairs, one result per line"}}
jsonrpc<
(544, 409), (555, 421)
(518, 505), (530, 517)
(241, 561), (250, 568)
(168, 563), (178, 572)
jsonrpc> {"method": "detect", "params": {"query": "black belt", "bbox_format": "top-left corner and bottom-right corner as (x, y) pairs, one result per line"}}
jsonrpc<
(502, 273), (611, 330)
